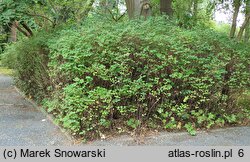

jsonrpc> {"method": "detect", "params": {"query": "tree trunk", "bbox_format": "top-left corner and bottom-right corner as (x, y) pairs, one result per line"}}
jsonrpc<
(13, 21), (32, 38)
(125, 0), (137, 19)
(140, 0), (152, 19)
(10, 21), (17, 42)
(244, 0), (250, 42)
(230, 0), (241, 38)
(237, 13), (250, 41)
(237, 0), (250, 41)
(134, 0), (141, 18)
(193, 0), (198, 22)
(244, 23), (250, 42)
(160, 0), (173, 16)
(125, 0), (149, 19)
(125, 0), (134, 19)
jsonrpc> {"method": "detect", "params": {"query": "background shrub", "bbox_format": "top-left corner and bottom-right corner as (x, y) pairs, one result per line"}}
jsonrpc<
(1, 32), (51, 101)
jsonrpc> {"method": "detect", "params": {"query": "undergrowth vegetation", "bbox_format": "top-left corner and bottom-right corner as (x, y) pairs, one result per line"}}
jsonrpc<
(2, 17), (250, 139)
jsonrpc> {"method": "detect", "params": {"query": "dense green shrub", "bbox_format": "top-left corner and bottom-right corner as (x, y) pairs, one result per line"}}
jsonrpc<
(1, 32), (51, 101)
(3, 17), (250, 139)
(1, 43), (18, 68)
(0, 32), (7, 54)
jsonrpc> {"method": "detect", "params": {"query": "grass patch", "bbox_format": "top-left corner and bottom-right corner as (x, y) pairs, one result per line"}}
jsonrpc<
(0, 61), (13, 75)
(0, 67), (13, 75)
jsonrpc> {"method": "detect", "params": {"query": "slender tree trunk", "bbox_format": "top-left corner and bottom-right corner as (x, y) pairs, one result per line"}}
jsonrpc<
(13, 21), (32, 38)
(230, 0), (241, 38)
(244, 0), (250, 42)
(237, 13), (250, 41)
(244, 23), (250, 42)
(10, 21), (17, 42)
(160, 0), (173, 16)
(193, 0), (198, 22)
(237, 0), (250, 41)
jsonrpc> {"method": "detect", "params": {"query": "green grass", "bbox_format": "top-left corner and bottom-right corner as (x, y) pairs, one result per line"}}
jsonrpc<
(0, 61), (13, 75)
(0, 67), (13, 75)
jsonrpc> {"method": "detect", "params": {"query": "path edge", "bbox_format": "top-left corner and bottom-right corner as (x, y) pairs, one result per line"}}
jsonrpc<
(14, 86), (76, 145)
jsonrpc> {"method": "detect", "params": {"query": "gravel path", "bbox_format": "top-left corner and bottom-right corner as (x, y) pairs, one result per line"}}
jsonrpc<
(0, 74), (249, 146)
(0, 75), (72, 146)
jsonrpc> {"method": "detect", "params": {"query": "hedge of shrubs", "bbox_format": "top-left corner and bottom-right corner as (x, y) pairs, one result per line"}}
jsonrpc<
(2, 17), (250, 139)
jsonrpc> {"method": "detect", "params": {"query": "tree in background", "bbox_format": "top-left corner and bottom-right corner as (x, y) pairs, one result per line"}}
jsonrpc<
(97, 0), (127, 21)
(28, 0), (95, 25)
(0, 0), (35, 39)
(172, 0), (199, 28)
(237, 0), (250, 41)
(125, 0), (140, 19)
(160, 0), (173, 16)
(230, 0), (241, 38)
(192, 0), (199, 22)
(2, 0), (250, 43)
(244, 0), (250, 42)
(0, 0), (96, 42)
(125, 0), (152, 19)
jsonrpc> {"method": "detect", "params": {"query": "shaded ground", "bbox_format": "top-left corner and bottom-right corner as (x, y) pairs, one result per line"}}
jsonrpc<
(0, 75), (71, 146)
(0, 74), (249, 146)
